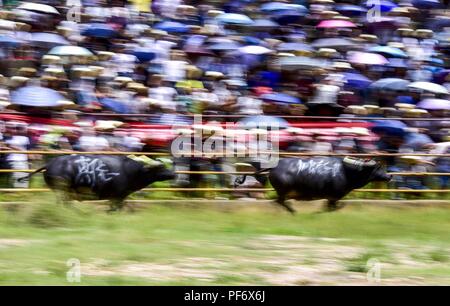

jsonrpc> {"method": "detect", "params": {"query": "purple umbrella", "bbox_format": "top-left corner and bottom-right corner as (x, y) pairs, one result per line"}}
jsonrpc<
(348, 51), (389, 65)
(417, 99), (450, 111)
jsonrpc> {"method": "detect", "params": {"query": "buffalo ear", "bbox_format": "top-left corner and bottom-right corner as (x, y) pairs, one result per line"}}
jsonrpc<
(142, 159), (163, 168)
(156, 158), (173, 168)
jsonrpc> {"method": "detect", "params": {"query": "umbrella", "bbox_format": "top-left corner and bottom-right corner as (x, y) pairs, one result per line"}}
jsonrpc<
(132, 48), (156, 62)
(408, 82), (449, 94)
(387, 58), (408, 69)
(0, 35), (23, 47)
(29, 32), (69, 47)
(427, 18), (450, 32)
(277, 56), (329, 70)
(334, 4), (367, 16)
(99, 98), (132, 114)
(81, 23), (118, 38)
(364, 0), (397, 12)
(411, 0), (443, 9)
(17, 2), (59, 15)
(277, 42), (314, 52)
(248, 19), (279, 28)
(48, 46), (94, 56)
(216, 13), (254, 25)
(239, 115), (289, 129)
(154, 21), (189, 33)
(368, 46), (408, 58)
(238, 45), (273, 55)
(370, 78), (410, 91)
(417, 99), (450, 110)
(371, 120), (407, 135)
(317, 20), (357, 28)
(11, 86), (65, 107)
(311, 38), (357, 50)
(271, 9), (307, 24)
(0, 19), (17, 30)
(261, 2), (307, 12)
(433, 69), (450, 84)
(342, 73), (372, 90)
(208, 41), (242, 51)
(261, 93), (301, 104)
(348, 52), (389, 65)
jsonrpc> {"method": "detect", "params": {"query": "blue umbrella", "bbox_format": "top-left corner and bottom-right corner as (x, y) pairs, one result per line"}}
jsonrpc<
(364, 0), (397, 12)
(132, 47), (156, 62)
(29, 32), (69, 47)
(369, 46), (408, 58)
(261, 2), (292, 11)
(277, 42), (314, 52)
(154, 21), (189, 33)
(271, 9), (306, 24)
(387, 58), (408, 68)
(208, 41), (242, 51)
(81, 23), (118, 38)
(239, 115), (290, 129)
(249, 19), (279, 28)
(261, 93), (301, 104)
(370, 78), (410, 91)
(334, 4), (367, 16)
(411, 0), (443, 9)
(261, 2), (307, 13)
(0, 35), (23, 47)
(342, 73), (372, 90)
(371, 120), (407, 135)
(216, 13), (254, 25)
(11, 86), (64, 107)
(99, 98), (131, 114)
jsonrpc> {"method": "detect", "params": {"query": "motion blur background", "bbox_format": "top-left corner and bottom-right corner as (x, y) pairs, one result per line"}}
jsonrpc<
(0, 0), (449, 286)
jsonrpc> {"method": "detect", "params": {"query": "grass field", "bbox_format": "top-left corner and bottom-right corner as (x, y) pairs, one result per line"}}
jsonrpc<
(0, 197), (449, 285)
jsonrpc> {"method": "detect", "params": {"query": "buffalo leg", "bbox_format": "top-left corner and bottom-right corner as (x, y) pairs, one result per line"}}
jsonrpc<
(108, 199), (125, 212)
(326, 200), (339, 212)
(276, 193), (296, 214)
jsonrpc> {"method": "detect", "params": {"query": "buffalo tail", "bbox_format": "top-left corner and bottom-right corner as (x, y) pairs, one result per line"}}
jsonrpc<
(234, 168), (271, 187)
(17, 166), (46, 182)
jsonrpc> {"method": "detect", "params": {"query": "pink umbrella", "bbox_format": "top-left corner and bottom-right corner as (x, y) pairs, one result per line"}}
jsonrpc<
(348, 51), (389, 65)
(317, 20), (357, 28)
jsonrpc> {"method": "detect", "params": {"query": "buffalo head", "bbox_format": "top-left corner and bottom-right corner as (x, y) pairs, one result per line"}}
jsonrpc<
(343, 157), (392, 182)
(141, 158), (176, 182)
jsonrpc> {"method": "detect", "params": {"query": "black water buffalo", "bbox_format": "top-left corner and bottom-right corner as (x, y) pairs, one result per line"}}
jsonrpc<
(23, 155), (175, 210)
(235, 157), (392, 213)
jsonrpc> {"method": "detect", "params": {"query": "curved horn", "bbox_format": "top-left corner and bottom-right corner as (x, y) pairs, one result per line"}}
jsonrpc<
(343, 157), (377, 168)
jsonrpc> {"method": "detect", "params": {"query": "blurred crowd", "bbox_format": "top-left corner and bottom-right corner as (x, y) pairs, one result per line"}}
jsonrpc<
(0, 0), (449, 195)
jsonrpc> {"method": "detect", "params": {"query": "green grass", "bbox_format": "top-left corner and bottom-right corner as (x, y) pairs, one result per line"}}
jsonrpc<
(0, 198), (450, 285)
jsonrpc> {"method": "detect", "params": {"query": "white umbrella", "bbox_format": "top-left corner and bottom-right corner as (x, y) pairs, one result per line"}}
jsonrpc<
(17, 2), (60, 15)
(408, 82), (449, 94)
(48, 46), (94, 56)
(216, 13), (254, 25)
(238, 45), (273, 55)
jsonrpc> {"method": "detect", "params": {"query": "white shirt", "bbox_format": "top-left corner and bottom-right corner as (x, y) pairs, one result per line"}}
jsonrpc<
(162, 60), (188, 82)
(78, 136), (110, 151)
(6, 136), (30, 162)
